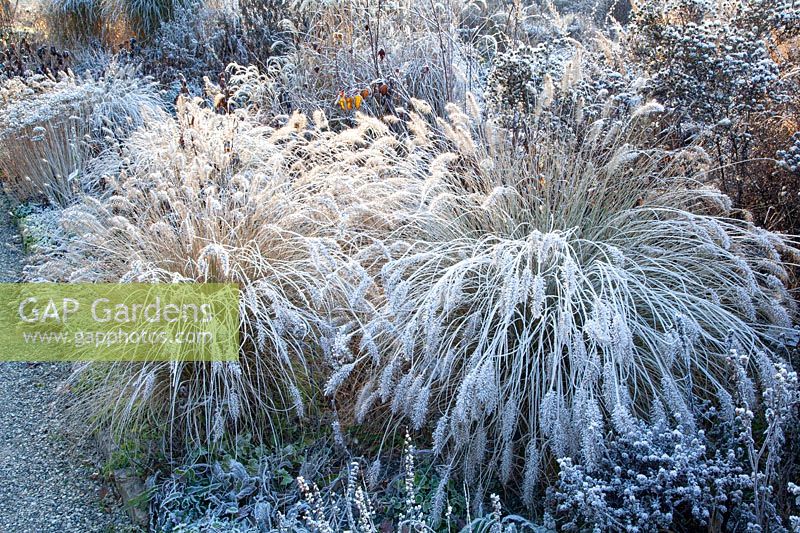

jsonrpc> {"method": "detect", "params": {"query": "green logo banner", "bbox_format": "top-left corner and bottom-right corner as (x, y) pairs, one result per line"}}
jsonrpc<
(1, 283), (240, 362)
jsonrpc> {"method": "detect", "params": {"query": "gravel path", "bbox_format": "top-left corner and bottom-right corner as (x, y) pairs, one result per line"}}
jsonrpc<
(0, 198), (137, 533)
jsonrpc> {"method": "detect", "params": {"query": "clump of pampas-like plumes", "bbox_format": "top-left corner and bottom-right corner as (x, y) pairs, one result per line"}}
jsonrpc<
(26, 96), (430, 454)
(324, 85), (799, 508)
(22, 99), (384, 450)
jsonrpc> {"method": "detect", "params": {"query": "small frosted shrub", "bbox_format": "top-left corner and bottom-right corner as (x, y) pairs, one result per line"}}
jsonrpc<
(329, 92), (799, 497)
(142, 0), (287, 94)
(141, 1), (250, 97)
(485, 33), (650, 150)
(630, 0), (782, 124)
(15, 203), (66, 254)
(0, 62), (162, 206)
(485, 40), (572, 127)
(548, 351), (798, 531)
(548, 425), (749, 531)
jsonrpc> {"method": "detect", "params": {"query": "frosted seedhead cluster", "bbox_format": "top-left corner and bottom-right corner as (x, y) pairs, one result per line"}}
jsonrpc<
(485, 40), (571, 122)
(629, 0), (797, 123)
(777, 132), (800, 175)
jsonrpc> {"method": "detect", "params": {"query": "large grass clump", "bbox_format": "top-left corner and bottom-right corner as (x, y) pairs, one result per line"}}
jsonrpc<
(45, 0), (177, 41)
(323, 91), (799, 500)
(27, 97), (432, 454)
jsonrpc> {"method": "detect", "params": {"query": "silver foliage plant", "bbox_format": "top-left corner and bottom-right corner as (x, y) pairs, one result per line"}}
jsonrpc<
(149, 431), (543, 532)
(323, 78), (800, 500)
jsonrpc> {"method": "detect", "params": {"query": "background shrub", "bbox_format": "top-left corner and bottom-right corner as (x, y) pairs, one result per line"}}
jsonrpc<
(628, 0), (800, 233)
(0, 61), (161, 206)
